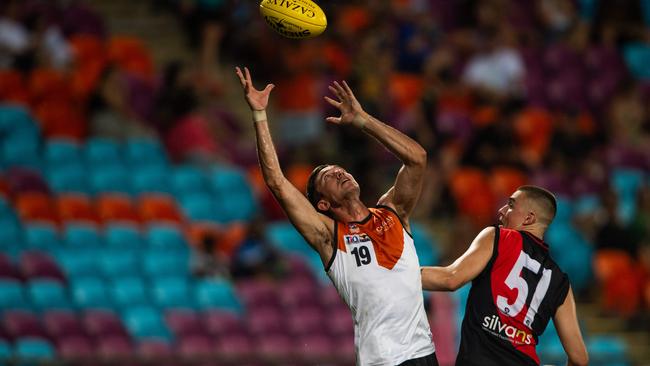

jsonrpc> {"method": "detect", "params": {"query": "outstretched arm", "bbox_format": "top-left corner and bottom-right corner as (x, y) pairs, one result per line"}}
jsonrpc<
(325, 81), (426, 227)
(421, 227), (495, 291)
(553, 288), (589, 366)
(236, 67), (334, 265)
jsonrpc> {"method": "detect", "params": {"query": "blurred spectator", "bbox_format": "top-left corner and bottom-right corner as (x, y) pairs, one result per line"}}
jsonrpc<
(88, 65), (155, 140)
(593, 188), (637, 257)
(0, 0), (33, 70)
(230, 218), (284, 279)
(191, 232), (230, 279)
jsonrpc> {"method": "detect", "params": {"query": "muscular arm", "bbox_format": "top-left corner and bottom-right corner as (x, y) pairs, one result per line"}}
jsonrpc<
(237, 67), (334, 265)
(421, 227), (495, 291)
(553, 287), (589, 366)
(325, 82), (427, 226)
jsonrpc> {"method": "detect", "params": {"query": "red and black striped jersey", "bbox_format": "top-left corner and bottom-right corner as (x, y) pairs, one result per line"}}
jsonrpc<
(456, 227), (570, 366)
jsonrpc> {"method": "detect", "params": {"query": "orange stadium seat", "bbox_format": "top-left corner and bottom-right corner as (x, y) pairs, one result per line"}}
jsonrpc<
(513, 107), (554, 165)
(56, 194), (98, 224)
(593, 249), (644, 316)
(489, 167), (528, 201)
(389, 73), (424, 111)
(450, 168), (495, 227)
(96, 194), (140, 225)
(33, 101), (86, 141)
(69, 34), (106, 66)
(28, 68), (72, 104)
(0, 70), (30, 105)
(287, 163), (315, 195)
(138, 194), (184, 224)
(187, 222), (247, 258)
(108, 36), (154, 80)
(15, 192), (59, 225)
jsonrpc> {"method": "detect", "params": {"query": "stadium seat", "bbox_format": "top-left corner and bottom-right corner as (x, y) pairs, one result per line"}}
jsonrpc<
(122, 305), (170, 340)
(139, 195), (184, 224)
(237, 279), (279, 309)
(623, 43), (650, 80)
(137, 338), (173, 358)
(57, 335), (95, 359)
(1, 133), (41, 170)
(28, 68), (71, 103)
(266, 221), (310, 254)
(96, 334), (134, 358)
(124, 138), (167, 168)
(180, 193), (220, 222)
(0, 105), (36, 136)
(142, 250), (189, 278)
(277, 277), (318, 309)
(209, 166), (257, 222)
(42, 310), (87, 339)
(63, 223), (102, 249)
(55, 249), (97, 278)
(89, 164), (131, 195)
(19, 251), (66, 283)
(44, 139), (82, 167)
(151, 276), (194, 309)
(108, 36), (154, 80)
(194, 279), (242, 313)
(203, 310), (247, 338)
(177, 334), (214, 357)
(256, 332), (295, 359)
(104, 223), (143, 249)
(55, 194), (98, 223)
(131, 167), (170, 195)
(171, 165), (208, 196)
(0, 254), (22, 281)
(286, 305), (325, 336)
(46, 164), (89, 194)
(97, 194), (140, 224)
(82, 310), (129, 338)
(213, 332), (254, 357)
(13, 337), (56, 361)
(0, 70), (29, 104)
(110, 276), (149, 309)
(2, 310), (48, 339)
(24, 223), (61, 251)
(588, 335), (629, 364)
(164, 309), (206, 338)
(145, 223), (187, 251)
(34, 100), (87, 141)
(14, 192), (58, 225)
(411, 223), (441, 266)
(99, 249), (139, 278)
(0, 339), (11, 361)
(84, 138), (122, 165)
(297, 333), (334, 359)
(71, 277), (112, 310)
(28, 279), (73, 312)
(0, 279), (29, 310)
(0, 217), (22, 255)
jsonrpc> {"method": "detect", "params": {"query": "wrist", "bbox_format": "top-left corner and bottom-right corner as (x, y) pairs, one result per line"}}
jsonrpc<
(352, 112), (368, 129)
(252, 109), (267, 123)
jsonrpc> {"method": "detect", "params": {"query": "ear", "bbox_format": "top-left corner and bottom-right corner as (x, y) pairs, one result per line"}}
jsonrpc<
(523, 211), (536, 226)
(317, 199), (330, 212)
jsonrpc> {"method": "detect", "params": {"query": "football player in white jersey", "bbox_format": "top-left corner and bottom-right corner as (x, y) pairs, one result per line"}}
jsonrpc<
(236, 66), (437, 366)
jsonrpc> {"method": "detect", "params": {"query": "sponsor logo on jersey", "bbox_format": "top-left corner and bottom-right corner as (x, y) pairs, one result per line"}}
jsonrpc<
(482, 314), (534, 345)
(344, 233), (371, 245)
(374, 215), (396, 234)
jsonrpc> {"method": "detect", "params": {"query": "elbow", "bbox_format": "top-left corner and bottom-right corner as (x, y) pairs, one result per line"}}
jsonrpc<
(445, 276), (463, 291)
(410, 146), (427, 167)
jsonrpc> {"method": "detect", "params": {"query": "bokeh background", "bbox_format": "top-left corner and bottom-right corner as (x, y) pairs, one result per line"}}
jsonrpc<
(0, 0), (649, 365)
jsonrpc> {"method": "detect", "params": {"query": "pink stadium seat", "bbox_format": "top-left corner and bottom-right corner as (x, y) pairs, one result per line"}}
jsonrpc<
(96, 334), (133, 358)
(57, 335), (95, 359)
(82, 310), (129, 339)
(256, 333), (294, 360)
(43, 311), (86, 339)
(137, 339), (173, 358)
(203, 310), (246, 338)
(245, 306), (285, 337)
(165, 310), (206, 338)
(19, 251), (66, 283)
(326, 306), (354, 337)
(296, 334), (334, 360)
(0, 254), (22, 281)
(214, 332), (253, 357)
(2, 310), (48, 340)
(236, 279), (279, 309)
(278, 277), (318, 309)
(178, 334), (214, 357)
(286, 305), (325, 336)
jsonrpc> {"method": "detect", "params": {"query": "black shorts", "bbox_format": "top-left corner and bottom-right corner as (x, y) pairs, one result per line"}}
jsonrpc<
(398, 352), (439, 366)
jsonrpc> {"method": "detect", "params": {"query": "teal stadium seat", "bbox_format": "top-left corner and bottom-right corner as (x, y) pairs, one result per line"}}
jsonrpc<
(13, 338), (55, 361)
(411, 223), (440, 266)
(0, 279), (29, 310)
(104, 223), (143, 249)
(210, 166), (257, 222)
(71, 277), (112, 310)
(0, 218), (21, 255)
(611, 168), (645, 223)
(27, 279), (72, 312)
(131, 166), (170, 195)
(266, 221), (310, 254)
(122, 305), (171, 340)
(142, 250), (189, 278)
(55, 249), (98, 278)
(0, 105), (35, 133)
(151, 276), (194, 309)
(180, 193), (220, 222)
(46, 164), (89, 194)
(24, 223), (61, 252)
(171, 165), (208, 196)
(623, 43), (650, 80)
(588, 335), (629, 365)
(1, 131), (41, 171)
(43, 139), (82, 168)
(63, 223), (102, 249)
(146, 224), (188, 251)
(84, 138), (122, 165)
(110, 276), (149, 309)
(89, 164), (131, 195)
(99, 249), (139, 278)
(547, 222), (593, 292)
(124, 138), (168, 169)
(0, 340), (10, 361)
(194, 279), (242, 313)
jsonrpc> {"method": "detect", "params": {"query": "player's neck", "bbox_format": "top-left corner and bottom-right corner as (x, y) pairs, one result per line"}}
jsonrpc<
(521, 225), (545, 241)
(333, 199), (370, 223)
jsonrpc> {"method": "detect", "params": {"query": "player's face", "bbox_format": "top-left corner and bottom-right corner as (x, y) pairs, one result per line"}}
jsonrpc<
(316, 165), (360, 203)
(497, 190), (529, 229)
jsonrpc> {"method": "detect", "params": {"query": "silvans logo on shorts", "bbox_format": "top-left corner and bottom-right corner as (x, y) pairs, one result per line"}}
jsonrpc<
(482, 314), (534, 345)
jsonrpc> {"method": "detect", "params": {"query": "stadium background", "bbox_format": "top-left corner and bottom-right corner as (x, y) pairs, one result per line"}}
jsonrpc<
(0, 0), (648, 365)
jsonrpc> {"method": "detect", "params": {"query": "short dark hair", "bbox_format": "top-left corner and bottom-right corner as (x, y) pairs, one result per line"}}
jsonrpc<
(517, 185), (557, 224)
(306, 164), (329, 211)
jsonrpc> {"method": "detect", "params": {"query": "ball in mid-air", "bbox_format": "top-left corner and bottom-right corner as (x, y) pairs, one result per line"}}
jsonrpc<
(259, 0), (327, 39)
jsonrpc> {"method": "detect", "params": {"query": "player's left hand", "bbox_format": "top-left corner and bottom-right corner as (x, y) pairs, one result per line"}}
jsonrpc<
(235, 66), (274, 111)
(324, 81), (366, 127)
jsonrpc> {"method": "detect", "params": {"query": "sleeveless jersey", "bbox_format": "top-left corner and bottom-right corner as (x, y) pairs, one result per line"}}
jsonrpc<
(456, 227), (570, 366)
(326, 206), (435, 366)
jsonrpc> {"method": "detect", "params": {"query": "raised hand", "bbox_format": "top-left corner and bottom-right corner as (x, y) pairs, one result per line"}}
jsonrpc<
(235, 66), (275, 111)
(324, 81), (366, 127)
